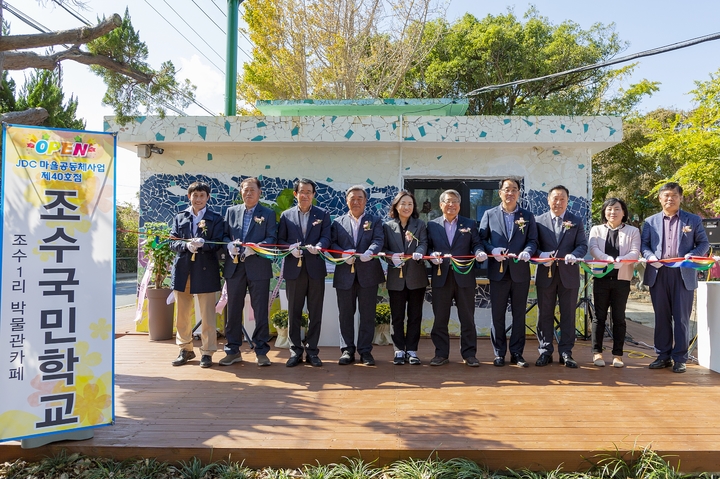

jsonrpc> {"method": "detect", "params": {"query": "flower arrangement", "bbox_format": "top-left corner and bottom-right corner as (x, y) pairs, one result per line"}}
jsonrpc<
(459, 227), (471, 234)
(312, 219), (323, 226)
(375, 303), (391, 326)
(682, 225), (692, 234)
(254, 216), (265, 224)
(363, 220), (372, 231)
(515, 217), (526, 234)
(562, 220), (574, 230)
(271, 309), (309, 329)
(197, 219), (207, 236)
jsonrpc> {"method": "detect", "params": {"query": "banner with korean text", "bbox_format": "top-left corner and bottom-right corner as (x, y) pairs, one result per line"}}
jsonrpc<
(0, 124), (116, 442)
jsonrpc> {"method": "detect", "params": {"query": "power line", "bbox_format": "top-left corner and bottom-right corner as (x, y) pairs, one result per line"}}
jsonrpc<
(210, 0), (226, 17)
(466, 31), (720, 97)
(160, 0), (225, 62)
(191, 0), (225, 34)
(143, 0), (225, 74)
(51, 0), (92, 26)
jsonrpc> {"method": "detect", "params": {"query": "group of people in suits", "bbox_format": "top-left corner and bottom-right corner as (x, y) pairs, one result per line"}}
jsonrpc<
(167, 177), (710, 374)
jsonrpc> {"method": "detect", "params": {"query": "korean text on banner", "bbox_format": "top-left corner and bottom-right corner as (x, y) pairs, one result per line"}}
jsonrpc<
(0, 124), (116, 442)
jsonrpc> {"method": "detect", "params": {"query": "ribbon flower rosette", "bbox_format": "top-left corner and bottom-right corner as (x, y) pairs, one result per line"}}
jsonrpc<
(458, 227), (471, 234)
(562, 220), (574, 230)
(515, 217), (526, 234)
(197, 219), (207, 236)
(254, 216), (265, 225)
(312, 219), (323, 226)
(405, 230), (419, 246)
(363, 220), (372, 231)
(682, 225), (692, 234)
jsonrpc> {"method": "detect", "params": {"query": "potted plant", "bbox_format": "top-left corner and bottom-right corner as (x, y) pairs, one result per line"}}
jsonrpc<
(141, 222), (175, 340)
(271, 310), (308, 348)
(373, 303), (393, 345)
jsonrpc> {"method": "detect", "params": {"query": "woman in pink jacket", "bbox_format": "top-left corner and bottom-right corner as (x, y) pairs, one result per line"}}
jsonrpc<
(588, 198), (640, 368)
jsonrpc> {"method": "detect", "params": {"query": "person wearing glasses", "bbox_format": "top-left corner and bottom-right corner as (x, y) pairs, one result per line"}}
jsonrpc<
(588, 197), (640, 368)
(641, 182), (709, 373)
(383, 190), (429, 365)
(479, 178), (538, 368)
(426, 189), (488, 367)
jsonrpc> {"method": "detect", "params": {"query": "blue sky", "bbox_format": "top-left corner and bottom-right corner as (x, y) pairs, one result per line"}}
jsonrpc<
(8, 0), (720, 204)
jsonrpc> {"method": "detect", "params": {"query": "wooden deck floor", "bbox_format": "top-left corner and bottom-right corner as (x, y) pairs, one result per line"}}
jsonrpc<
(3, 320), (720, 473)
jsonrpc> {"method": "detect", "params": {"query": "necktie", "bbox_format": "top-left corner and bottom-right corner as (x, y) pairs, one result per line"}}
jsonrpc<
(554, 216), (562, 242)
(242, 208), (253, 240)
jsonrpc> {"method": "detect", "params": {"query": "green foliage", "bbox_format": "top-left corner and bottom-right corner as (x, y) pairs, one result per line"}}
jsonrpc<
(398, 8), (652, 117)
(86, 9), (195, 124)
(15, 69), (85, 130)
(375, 303), (391, 325)
(174, 457), (219, 479)
(116, 202), (139, 273)
(271, 309), (309, 329)
(0, 71), (17, 113)
(141, 222), (174, 289)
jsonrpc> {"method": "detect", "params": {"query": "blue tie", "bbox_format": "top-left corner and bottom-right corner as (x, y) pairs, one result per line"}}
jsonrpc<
(242, 208), (253, 240)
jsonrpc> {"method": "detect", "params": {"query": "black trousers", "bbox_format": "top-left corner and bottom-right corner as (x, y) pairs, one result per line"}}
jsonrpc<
(536, 274), (577, 356)
(286, 264), (325, 358)
(592, 277), (630, 356)
(489, 276), (529, 358)
(430, 272), (477, 360)
(650, 267), (693, 363)
(336, 279), (377, 355)
(225, 268), (270, 356)
(388, 286), (425, 353)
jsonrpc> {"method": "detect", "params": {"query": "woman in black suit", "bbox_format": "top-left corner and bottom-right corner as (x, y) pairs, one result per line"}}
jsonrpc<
(383, 190), (428, 365)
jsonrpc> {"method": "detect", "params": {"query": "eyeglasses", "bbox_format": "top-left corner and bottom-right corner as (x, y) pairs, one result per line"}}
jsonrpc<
(441, 200), (459, 206)
(500, 188), (519, 194)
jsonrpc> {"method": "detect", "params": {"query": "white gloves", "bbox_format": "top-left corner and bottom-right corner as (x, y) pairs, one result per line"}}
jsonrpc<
(491, 247), (506, 262)
(606, 255), (616, 263)
(188, 237), (204, 253)
(412, 252), (423, 261)
(289, 242), (302, 258)
(430, 251), (443, 265)
(517, 251), (531, 262)
(359, 250), (373, 262)
(306, 244), (321, 255)
(539, 251), (553, 259)
(342, 249), (356, 264)
(648, 254), (662, 268)
(564, 254), (577, 265)
(684, 253), (693, 260)
(227, 241), (240, 256)
(187, 243), (198, 254)
(391, 253), (403, 267)
(475, 250), (488, 262)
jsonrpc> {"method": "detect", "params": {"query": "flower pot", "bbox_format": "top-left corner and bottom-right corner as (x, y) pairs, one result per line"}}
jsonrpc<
(373, 323), (392, 345)
(147, 287), (174, 341)
(275, 326), (291, 348)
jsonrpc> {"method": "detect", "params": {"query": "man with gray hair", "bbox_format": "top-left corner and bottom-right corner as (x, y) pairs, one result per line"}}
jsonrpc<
(426, 189), (487, 366)
(330, 185), (385, 366)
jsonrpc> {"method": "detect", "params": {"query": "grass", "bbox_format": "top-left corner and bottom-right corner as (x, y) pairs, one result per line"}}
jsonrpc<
(1, 449), (717, 479)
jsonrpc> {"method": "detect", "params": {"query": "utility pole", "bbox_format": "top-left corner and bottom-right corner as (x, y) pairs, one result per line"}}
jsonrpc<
(225, 0), (243, 116)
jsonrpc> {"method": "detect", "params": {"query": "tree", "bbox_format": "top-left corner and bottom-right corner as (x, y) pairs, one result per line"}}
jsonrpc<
(639, 69), (720, 216)
(116, 202), (139, 273)
(1, 4), (195, 125)
(397, 8), (653, 116)
(238, 0), (445, 106)
(12, 69), (85, 130)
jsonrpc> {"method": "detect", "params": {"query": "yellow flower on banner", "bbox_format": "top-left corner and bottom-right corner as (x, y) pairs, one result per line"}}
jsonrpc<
(74, 341), (102, 377)
(74, 381), (111, 425)
(90, 318), (112, 340)
(0, 410), (42, 438)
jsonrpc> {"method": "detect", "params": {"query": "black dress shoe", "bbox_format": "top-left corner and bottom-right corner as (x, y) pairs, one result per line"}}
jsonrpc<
(672, 362), (686, 373)
(493, 357), (505, 367)
(511, 354), (529, 368)
(199, 355), (212, 368)
(286, 355), (302, 367)
(307, 355), (323, 367)
(360, 353), (375, 366)
(535, 353), (553, 367)
(560, 352), (578, 368)
(429, 356), (449, 366)
(464, 356), (480, 367)
(172, 350), (196, 366)
(649, 357), (673, 369)
(338, 351), (355, 365)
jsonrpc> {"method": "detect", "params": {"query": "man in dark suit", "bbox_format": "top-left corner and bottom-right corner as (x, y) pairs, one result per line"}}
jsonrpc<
(278, 178), (331, 367)
(330, 185), (385, 366)
(479, 178), (538, 368)
(426, 189), (488, 367)
(534, 185), (588, 368)
(220, 177), (278, 367)
(641, 182), (709, 373)
(169, 181), (224, 368)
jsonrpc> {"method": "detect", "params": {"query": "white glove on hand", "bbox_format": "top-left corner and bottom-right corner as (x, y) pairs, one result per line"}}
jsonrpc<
(517, 251), (531, 262)
(391, 253), (403, 267)
(306, 244), (321, 255)
(412, 252), (423, 261)
(475, 250), (488, 262)
(539, 251), (553, 259)
(187, 242), (198, 254)
(227, 241), (240, 256)
(648, 254), (662, 269)
(243, 244), (257, 257)
(606, 255), (615, 263)
(289, 242), (302, 258)
(564, 254), (577, 265)
(359, 250), (373, 262)
(491, 247), (506, 262)
(191, 238), (205, 248)
(684, 253), (693, 260)
(430, 251), (443, 265)
(342, 249), (356, 265)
